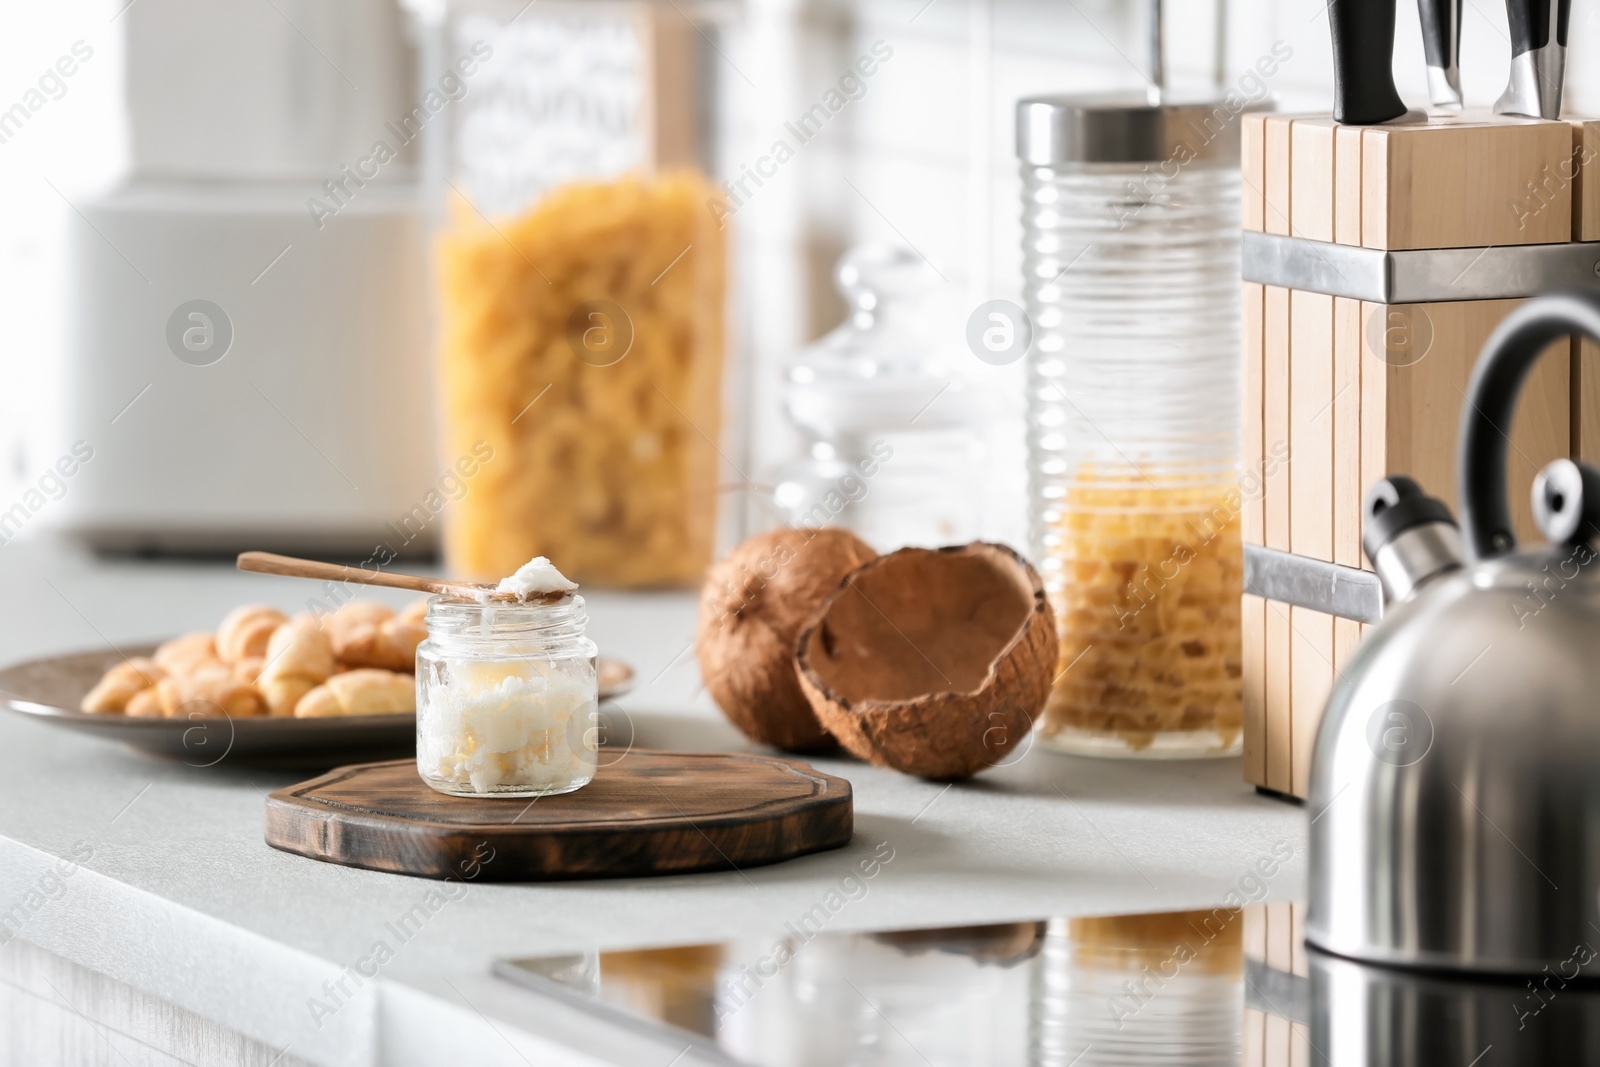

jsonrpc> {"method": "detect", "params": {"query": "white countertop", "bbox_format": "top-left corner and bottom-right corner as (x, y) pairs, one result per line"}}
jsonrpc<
(0, 538), (1307, 1067)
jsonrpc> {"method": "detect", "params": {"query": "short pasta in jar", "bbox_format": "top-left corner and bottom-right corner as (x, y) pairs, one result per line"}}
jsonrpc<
(436, 171), (726, 588)
(1038, 480), (1243, 757)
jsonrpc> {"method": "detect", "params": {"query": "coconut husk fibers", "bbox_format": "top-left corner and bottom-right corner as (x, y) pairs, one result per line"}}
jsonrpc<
(696, 527), (877, 752)
(796, 542), (1057, 779)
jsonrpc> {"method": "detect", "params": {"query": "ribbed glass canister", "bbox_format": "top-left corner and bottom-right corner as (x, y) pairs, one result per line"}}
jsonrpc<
(1028, 913), (1244, 1066)
(1017, 96), (1244, 759)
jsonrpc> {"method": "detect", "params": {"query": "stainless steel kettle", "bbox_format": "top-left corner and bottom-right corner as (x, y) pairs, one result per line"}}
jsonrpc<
(1308, 291), (1600, 976)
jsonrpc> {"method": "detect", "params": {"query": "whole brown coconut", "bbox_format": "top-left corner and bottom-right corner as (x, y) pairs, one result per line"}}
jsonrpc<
(795, 543), (1057, 779)
(697, 527), (877, 752)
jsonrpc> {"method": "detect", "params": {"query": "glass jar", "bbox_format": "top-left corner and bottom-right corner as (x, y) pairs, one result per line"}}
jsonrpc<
(414, 0), (729, 587)
(1029, 912), (1243, 1066)
(416, 596), (599, 797)
(771, 245), (985, 550)
(1016, 96), (1244, 758)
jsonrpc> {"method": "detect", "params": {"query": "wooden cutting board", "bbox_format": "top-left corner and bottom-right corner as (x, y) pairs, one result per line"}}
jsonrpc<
(264, 750), (853, 881)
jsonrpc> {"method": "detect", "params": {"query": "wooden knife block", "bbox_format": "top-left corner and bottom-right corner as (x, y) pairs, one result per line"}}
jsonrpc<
(1242, 902), (1309, 1064)
(1241, 112), (1600, 799)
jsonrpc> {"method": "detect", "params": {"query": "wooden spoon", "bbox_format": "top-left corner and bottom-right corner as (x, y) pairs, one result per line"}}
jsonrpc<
(236, 552), (568, 605)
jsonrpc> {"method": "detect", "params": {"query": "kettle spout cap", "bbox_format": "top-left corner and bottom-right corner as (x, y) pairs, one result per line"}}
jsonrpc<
(1363, 476), (1463, 603)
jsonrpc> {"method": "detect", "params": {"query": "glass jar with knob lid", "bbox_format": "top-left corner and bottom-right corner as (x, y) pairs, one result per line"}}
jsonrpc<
(771, 245), (986, 550)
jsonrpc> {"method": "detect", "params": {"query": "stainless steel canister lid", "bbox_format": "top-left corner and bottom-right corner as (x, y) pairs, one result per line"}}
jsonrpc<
(1016, 93), (1245, 166)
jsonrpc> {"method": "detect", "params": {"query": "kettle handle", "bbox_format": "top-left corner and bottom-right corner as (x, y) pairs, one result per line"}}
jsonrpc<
(1460, 291), (1600, 559)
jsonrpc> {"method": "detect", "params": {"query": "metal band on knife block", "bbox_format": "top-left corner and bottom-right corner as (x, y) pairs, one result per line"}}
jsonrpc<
(1243, 232), (1600, 304)
(1243, 544), (1383, 624)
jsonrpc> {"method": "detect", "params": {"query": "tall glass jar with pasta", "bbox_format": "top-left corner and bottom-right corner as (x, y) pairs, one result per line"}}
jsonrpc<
(414, 0), (728, 587)
(1016, 95), (1244, 758)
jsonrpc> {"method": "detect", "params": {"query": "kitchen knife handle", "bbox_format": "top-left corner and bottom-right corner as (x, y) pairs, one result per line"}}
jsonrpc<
(1495, 0), (1569, 118)
(1416, 0), (1463, 107)
(1330, 0), (1408, 125)
(1504, 0), (1569, 55)
(1416, 0), (1460, 69)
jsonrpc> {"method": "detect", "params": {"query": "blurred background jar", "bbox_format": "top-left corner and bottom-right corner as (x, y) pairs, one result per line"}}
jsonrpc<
(1016, 95), (1244, 758)
(770, 245), (986, 551)
(413, 0), (732, 587)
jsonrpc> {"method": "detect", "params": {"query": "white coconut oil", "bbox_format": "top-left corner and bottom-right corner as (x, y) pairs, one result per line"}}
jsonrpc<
(416, 590), (598, 798)
(494, 555), (579, 599)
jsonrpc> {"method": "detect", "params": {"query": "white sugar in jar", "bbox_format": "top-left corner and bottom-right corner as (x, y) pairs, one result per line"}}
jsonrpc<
(416, 594), (598, 798)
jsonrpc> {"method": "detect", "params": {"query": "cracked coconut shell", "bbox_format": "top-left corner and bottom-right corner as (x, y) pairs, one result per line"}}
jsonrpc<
(795, 542), (1057, 779)
(697, 527), (877, 752)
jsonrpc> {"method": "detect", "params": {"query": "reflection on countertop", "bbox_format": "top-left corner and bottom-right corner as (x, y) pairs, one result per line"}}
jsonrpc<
(499, 903), (1600, 1066)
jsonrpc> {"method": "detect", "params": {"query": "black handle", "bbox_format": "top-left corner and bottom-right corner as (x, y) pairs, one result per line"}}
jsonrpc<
(1505, 0), (1570, 55)
(1417, 0), (1460, 71)
(1330, 0), (1408, 124)
(1459, 292), (1600, 559)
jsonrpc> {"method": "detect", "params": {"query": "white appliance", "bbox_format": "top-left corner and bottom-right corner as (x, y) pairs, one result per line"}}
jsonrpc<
(55, 0), (438, 556)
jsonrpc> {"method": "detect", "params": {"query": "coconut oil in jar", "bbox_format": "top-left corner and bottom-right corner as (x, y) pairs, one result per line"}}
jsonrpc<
(1017, 94), (1244, 758)
(416, 594), (599, 797)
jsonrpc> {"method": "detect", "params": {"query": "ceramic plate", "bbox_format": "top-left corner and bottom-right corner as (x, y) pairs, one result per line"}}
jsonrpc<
(0, 643), (636, 768)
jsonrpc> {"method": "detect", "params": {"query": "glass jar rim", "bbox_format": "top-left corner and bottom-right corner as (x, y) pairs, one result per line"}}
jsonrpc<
(423, 594), (588, 640)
